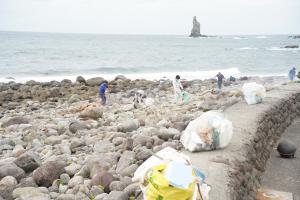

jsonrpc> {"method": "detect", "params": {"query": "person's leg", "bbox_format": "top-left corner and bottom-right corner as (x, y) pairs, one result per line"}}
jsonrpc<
(217, 81), (222, 89)
(100, 93), (106, 105)
(103, 94), (106, 105)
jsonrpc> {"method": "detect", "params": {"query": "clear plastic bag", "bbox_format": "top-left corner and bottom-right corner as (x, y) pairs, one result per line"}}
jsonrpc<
(242, 82), (266, 105)
(180, 111), (233, 152)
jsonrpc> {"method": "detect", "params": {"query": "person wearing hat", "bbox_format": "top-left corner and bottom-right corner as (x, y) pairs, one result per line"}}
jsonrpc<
(288, 67), (296, 81)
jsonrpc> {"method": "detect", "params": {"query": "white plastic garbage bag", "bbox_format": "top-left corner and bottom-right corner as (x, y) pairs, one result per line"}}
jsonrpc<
(132, 147), (211, 200)
(180, 111), (233, 152)
(132, 147), (190, 183)
(242, 82), (266, 105)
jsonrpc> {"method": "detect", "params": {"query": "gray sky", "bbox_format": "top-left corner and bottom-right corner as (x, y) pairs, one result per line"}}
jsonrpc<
(0, 0), (299, 35)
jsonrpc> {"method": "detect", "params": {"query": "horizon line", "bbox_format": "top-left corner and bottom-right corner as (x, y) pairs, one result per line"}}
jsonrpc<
(0, 29), (299, 36)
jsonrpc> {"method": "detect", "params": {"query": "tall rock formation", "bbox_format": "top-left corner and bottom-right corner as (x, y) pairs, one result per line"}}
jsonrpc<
(190, 16), (201, 37)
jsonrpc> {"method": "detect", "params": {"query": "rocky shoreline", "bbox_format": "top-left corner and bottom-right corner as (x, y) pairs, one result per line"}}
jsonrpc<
(0, 75), (288, 200)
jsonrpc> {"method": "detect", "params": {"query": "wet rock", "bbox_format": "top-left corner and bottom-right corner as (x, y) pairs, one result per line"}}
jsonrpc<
(1, 116), (30, 128)
(76, 76), (86, 84)
(86, 77), (104, 87)
(114, 75), (129, 81)
(0, 162), (25, 181)
(284, 45), (299, 48)
(33, 161), (66, 187)
(14, 151), (41, 172)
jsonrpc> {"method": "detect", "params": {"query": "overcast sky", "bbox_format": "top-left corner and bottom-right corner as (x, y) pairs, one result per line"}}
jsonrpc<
(0, 0), (299, 35)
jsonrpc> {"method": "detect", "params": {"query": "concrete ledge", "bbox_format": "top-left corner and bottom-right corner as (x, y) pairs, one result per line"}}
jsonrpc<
(187, 84), (300, 200)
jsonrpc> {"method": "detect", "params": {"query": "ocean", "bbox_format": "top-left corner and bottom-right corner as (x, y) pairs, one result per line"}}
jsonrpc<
(0, 31), (299, 83)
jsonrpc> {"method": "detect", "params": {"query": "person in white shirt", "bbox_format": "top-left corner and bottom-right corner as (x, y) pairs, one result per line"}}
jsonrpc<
(173, 75), (183, 102)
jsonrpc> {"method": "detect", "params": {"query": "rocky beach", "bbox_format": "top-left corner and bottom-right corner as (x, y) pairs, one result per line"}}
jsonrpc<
(0, 75), (290, 200)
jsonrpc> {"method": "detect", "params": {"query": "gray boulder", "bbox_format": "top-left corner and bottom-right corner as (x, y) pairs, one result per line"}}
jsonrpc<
(86, 77), (104, 86)
(14, 152), (41, 172)
(33, 161), (66, 187)
(116, 151), (136, 174)
(79, 107), (103, 120)
(0, 162), (25, 181)
(1, 116), (30, 128)
(76, 76), (86, 84)
(94, 141), (115, 153)
(117, 119), (139, 133)
(69, 120), (88, 133)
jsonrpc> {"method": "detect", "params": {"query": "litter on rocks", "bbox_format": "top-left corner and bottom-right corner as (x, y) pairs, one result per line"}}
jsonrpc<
(180, 111), (233, 152)
(242, 82), (266, 105)
(132, 147), (210, 200)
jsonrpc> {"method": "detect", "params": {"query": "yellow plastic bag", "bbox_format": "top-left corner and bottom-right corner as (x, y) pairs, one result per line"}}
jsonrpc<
(145, 164), (196, 200)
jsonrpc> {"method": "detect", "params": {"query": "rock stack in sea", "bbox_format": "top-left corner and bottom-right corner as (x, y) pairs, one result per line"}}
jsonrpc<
(0, 75), (281, 200)
(190, 16), (202, 37)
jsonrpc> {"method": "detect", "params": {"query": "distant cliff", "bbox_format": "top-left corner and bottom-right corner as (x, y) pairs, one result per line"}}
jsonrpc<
(189, 16), (208, 37)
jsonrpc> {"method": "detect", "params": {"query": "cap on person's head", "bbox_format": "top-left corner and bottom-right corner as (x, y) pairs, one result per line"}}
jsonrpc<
(176, 75), (180, 80)
(293, 67), (296, 70)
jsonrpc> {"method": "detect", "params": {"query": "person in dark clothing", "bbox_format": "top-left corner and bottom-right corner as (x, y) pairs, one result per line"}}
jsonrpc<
(99, 80), (108, 105)
(216, 72), (225, 89)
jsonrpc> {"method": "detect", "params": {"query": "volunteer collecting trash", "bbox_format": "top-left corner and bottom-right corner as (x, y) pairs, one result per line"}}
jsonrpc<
(173, 75), (187, 103)
(216, 72), (225, 90)
(288, 67), (296, 81)
(98, 80), (108, 106)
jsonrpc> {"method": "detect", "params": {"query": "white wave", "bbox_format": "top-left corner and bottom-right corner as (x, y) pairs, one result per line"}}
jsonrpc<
(266, 47), (300, 51)
(0, 68), (241, 83)
(232, 36), (248, 40)
(233, 37), (242, 40)
(256, 36), (268, 39)
(237, 47), (258, 50)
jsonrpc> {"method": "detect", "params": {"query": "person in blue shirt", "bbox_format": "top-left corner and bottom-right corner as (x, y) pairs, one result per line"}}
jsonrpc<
(99, 80), (108, 105)
(288, 67), (296, 81)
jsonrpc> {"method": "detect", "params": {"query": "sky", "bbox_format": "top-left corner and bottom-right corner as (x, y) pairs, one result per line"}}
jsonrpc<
(0, 0), (299, 35)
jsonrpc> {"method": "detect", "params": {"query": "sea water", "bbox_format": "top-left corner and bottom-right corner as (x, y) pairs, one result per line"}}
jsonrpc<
(0, 31), (299, 83)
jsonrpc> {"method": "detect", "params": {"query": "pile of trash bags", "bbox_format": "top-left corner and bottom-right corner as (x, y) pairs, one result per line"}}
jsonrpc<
(133, 147), (210, 200)
(180, 111), (233, 152)
(242, 82), (266, 105)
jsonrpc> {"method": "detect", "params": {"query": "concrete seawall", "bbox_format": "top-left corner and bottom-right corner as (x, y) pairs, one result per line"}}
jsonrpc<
(187, 84), (300, 200)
